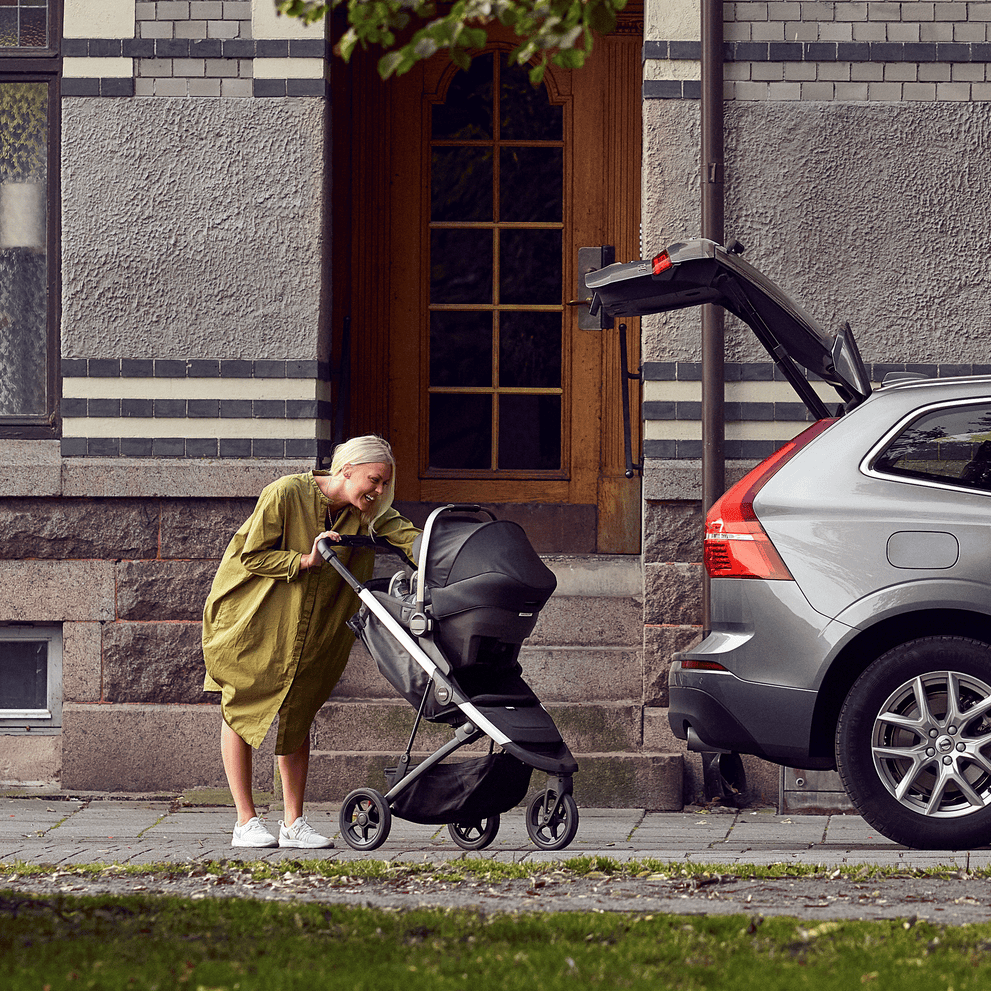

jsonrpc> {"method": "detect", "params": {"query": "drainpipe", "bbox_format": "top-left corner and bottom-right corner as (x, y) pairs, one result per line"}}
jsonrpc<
(700, 0), (725, 632)
(699, 2), (743, 806)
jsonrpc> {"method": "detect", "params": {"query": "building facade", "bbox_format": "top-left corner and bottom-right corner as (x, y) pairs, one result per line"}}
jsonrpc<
(3, 0), (988, 810)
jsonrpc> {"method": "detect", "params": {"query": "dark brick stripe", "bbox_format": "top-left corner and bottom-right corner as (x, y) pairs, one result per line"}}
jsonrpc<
(60, 437), (327, 459)
(644, 438), (794, 460)
(62, 38), (327, 98)
(63, 38), (326, 58)
(643, 400), (815, 422)
(62, 398), (332, 419)
(62, 77), (324, 98)
(61, 358), (331, 379)
(641, 360), (991, 382)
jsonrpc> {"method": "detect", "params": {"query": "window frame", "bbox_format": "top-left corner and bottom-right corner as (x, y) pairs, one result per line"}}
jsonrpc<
(0, 624), (63, 733)
(0, 0), (60, 439)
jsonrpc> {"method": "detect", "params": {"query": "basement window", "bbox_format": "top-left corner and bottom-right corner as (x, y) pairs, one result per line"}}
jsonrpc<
(0, 624), (62, 732)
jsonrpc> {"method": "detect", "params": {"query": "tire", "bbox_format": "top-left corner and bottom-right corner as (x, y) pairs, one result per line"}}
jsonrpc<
(447, 814), (500, 851)
(836, 636), (991, 849)
(339, 788), (392, 851)
(525, 791), (579, 851)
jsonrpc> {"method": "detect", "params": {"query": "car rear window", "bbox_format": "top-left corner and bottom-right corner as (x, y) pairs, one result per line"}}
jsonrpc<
(873, 403), (991, 491)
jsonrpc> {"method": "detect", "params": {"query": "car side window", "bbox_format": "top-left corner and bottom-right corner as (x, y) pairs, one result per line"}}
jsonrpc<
(873, 403), (991, 491)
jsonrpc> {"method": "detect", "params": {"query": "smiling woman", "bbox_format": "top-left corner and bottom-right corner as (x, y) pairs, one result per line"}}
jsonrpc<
(201, 434), (421, 850)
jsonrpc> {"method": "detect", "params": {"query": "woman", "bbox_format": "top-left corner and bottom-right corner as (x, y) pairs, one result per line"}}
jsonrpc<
(202, 435), (419, 848)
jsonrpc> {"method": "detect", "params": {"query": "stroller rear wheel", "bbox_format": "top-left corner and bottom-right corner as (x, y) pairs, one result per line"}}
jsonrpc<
(447, 814), (500, 851)
(339, 788), (392, 851)
(525, 791), (579, 851)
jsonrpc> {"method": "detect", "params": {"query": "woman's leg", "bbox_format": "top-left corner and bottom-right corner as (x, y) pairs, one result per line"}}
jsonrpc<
(277, 733), (310, 826)
(220, 720), (257, 826)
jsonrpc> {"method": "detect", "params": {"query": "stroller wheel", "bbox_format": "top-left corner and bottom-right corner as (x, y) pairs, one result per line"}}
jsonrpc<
(525, 791), (579, 851)
(339, 788), (392, 851)
(447, 814), (500, 851)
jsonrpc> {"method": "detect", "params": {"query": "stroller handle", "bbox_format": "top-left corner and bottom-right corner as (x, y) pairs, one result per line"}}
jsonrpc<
(317, 534), (417, 592)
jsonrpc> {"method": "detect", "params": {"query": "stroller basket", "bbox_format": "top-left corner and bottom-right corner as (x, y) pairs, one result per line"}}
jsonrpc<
(385, 752), (532, 825)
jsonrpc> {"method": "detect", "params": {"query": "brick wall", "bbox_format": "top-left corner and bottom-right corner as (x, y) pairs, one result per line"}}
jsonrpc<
(645, 0), (991, 100)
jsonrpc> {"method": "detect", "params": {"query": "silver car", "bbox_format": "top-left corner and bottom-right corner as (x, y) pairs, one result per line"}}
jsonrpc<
(588, 239), (991, 849)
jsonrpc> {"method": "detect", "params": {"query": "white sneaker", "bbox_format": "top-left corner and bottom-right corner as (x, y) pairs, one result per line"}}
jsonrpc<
(279, 815), (334, 849)
(232, 816), (278, 848)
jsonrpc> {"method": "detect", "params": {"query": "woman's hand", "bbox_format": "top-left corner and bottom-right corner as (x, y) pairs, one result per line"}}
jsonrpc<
(300, 530), (340, 570)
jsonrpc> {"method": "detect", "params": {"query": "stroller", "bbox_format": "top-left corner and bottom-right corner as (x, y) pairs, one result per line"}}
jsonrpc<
(318, 504), (579, 852)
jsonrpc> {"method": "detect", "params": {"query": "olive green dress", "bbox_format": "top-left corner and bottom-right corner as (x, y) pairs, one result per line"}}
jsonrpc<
(202, 471), (419, 754)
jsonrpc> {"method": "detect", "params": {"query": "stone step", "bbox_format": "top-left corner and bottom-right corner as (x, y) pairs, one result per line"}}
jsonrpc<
(295, 750), (683, 810)
(334, 644), (643, 702)
(311, 700), (647, 755)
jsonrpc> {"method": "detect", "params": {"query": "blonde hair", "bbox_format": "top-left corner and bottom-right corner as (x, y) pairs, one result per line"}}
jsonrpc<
(329, 434), (396, 534)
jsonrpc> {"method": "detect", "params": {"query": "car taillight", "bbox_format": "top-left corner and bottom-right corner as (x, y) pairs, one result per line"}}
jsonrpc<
(704, 419), (836, 580)
(652, 251), (672, 275)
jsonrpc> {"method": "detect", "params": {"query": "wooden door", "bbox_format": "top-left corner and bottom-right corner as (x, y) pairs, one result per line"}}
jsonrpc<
(342, 23), (642, 553)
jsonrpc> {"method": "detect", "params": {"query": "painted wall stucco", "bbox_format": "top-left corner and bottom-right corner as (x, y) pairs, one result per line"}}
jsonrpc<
(641, 99), (991, 367)
(61, 98), (326, 360)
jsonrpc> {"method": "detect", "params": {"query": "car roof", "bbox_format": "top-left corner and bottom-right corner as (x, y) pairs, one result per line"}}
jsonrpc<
(585, 238), (872, 419)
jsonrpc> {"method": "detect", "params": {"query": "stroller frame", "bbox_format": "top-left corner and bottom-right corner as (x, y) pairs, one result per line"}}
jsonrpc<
(319, 504), (579, 852)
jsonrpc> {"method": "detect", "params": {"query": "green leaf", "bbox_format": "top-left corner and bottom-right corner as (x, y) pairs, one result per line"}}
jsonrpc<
(378, 49), (405, 77)
(281, 0), (622, 77)
(552, 47), (584, 68)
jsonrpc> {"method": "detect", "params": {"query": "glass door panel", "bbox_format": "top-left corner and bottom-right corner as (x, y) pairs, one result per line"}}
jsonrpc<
(428, 52), (564, 475)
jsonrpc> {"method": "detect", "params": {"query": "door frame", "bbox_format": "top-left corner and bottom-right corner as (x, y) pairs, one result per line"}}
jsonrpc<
(338, 19), (643, 552)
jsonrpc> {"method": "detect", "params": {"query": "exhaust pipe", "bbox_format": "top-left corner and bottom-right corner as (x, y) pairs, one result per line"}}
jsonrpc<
(687, 728), (747, 806)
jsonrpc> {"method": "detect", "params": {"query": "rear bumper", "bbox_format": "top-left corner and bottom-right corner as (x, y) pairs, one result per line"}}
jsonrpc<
(667, 670), (818, 766)
(668, 578), (840, 767)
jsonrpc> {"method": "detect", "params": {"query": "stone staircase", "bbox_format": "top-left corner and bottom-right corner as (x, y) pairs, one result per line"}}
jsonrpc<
(301, 555), (684, 810)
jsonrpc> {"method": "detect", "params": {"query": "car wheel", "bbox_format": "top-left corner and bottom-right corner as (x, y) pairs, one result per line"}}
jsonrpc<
(836, 636), (991, 849)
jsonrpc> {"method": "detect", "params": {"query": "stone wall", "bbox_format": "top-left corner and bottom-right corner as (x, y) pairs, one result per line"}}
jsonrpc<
(0, 447), (304, 792)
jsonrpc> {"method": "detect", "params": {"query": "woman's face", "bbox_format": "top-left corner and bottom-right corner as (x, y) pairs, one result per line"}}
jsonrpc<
(344, 462), (392, 512)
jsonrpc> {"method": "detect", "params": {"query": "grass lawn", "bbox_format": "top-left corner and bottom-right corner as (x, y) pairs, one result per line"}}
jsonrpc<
(5, 856), (991, 991)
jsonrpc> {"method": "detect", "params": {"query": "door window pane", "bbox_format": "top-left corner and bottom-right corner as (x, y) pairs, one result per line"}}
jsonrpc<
(499, 394), (561, 470)
(430, 311), (492, 387)
(432, 146), (493, 223)
(500, 147), (562, 223)
(0, 640), (46, 710)
(432, 53), (492, 140)
(428, 51), (564, 474)
(430, 229), (492, 304)
(500, 56), (563, 140)
(0, 80), (48, 417)
(429, 394), (491, 469)
(500, 228), (561, 305)
(499, 312), (561, 388)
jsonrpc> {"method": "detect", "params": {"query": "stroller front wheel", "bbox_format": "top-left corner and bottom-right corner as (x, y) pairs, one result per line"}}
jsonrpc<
(447, 814), (500, 851)
(339, 788), (392, 851)
(525, 791), (579, 851)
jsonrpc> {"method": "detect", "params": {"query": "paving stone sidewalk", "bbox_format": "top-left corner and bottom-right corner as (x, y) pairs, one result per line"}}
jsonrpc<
(3, 797), (990, 870)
